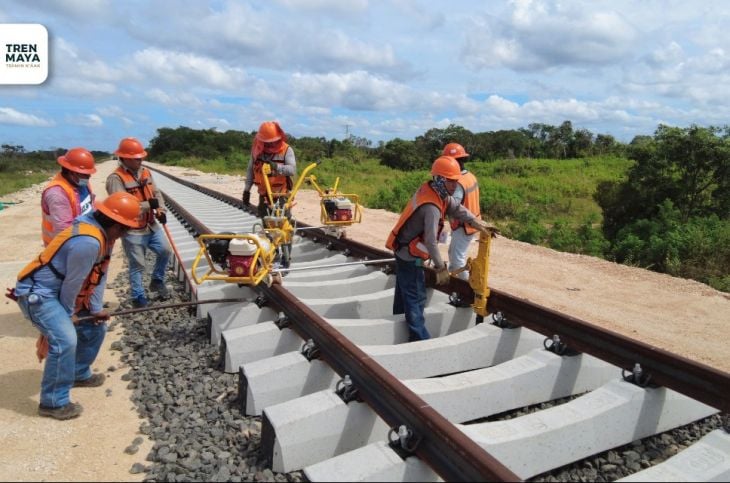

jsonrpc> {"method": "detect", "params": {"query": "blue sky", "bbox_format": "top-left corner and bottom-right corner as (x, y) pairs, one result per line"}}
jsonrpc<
(1, 0), (729, 152)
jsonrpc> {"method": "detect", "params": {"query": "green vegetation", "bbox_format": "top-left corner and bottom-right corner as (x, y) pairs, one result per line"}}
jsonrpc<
(2, 122), (727, 292)
(0, 145), (60, 196)
(595, 125), (730, 291)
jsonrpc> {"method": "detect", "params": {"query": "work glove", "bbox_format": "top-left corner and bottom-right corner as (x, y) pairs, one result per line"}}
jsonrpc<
(91, 310), (111, 324)
(435, 262), (451, 286)
(148, 198), (159, 210)
(156, 211), (167, 225)
(471, 219), (500, 238)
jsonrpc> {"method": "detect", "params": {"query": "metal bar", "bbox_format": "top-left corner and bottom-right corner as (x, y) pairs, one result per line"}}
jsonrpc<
(76, 297), (250, 322)
(272, 258), (395, 273)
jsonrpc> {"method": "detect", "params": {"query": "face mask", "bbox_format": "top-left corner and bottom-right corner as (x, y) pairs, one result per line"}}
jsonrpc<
(77, 178), (90, 188)
(263, 141), (282, 153)
(431, 176), (449, 199)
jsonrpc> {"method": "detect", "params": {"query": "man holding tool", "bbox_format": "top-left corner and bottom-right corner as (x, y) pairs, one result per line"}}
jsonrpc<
(442, 142), (482, 281)
(386, 155), (497, 342)
(13, 193), (143, 420)
(106, 137), (172, 308)
(242, 121), (297, 219)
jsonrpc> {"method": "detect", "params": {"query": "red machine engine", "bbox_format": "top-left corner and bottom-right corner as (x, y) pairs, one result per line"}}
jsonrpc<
(331, 198), (353, 221)
(227, 238), (259, 277)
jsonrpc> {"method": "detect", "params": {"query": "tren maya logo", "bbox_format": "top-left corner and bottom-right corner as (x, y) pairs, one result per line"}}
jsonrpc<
(0, 24), (48, 85)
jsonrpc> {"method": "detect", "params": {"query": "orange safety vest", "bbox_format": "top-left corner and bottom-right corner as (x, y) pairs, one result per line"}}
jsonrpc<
(18, 221), (111, 314)
(41, 173), (94, 246)
(386, 182), (446, 260)
(450, 171), (481, 235)
(251, 143), (293, 200)
(111, 166), (156, 225)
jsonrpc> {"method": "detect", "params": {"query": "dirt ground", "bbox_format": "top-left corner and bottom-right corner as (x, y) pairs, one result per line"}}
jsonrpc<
(0, 160), (728, 481)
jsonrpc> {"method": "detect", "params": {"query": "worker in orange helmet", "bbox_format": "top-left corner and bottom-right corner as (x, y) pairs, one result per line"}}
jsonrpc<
(41, 147), (97, 246)
(442, 142), (483, 280)
(106, 137), (172, 308)
(14, 192), (144, 420)
(386, 156), (497, 341)
(242, 121), (297, 219)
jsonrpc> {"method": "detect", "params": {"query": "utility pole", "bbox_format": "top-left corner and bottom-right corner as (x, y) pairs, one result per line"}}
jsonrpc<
(344, 123), (352, 139)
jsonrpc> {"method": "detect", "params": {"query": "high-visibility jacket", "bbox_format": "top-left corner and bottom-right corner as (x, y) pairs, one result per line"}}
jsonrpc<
(41, 173), (94, 246)
(451, 171), (481, 235)
(251, 143), (293, 200)
(110, 166), (156, 225)
(18, 222), (111, 313)
(386, 182), (446, 260)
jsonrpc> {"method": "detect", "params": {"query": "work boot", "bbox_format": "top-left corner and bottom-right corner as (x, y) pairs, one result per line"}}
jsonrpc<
(132, 295), (148, 308)
(38, 402), (83, 420)
(73, 373), (106, 388)
(149, 279), (170, 299)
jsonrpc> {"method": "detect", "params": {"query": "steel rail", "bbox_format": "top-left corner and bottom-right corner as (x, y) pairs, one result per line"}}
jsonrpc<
(151, 167), (730, 418)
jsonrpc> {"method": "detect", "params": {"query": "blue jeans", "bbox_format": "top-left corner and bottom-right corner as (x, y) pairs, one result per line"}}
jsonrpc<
(18, 296), (106, 408)
(122, 229), (171, 299)
(393, 256), (430, 341)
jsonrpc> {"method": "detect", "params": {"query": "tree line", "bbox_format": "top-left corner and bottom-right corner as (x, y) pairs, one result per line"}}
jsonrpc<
(145, 120), (626, 169)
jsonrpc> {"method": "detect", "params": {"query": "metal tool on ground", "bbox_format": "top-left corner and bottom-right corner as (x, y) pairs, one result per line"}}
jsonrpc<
(160, 215), (183, 265)
(75, 297), (251, 322)
(450, 231), (493, 323)
(306, 174), (363, 238)
(5, 286), (250, 361)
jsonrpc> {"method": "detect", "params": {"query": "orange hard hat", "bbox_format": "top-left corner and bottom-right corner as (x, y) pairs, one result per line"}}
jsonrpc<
(57, 147), (96, 174)
(114, 137), (147, 159)
(442, 143), (469, 159)
(96, 192), (144, 228)
(431, 156), (461, 180)
(256, 121), (283, 143)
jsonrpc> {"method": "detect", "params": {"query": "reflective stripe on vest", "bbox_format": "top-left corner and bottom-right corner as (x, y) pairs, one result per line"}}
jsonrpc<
(113, 166), (156, 224)
(18, 222), (109, 313)
(252, 143), (292, 198)
(386, 182), (446, 260)
(450, 171), (481, 235)
(41, 173), (94, 246)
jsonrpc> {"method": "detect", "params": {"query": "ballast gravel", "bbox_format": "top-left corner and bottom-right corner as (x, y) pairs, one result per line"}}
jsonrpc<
(111, 260), (726, 482)
(110, 266), (303, 483)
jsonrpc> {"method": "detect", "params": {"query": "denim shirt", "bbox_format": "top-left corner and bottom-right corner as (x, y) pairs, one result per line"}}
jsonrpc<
(16, 213), (108, 315)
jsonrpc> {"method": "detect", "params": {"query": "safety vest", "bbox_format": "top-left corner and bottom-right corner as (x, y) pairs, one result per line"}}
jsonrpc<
(111, 166), (156, 225)
(386, 182), (446, 260)
(252, 143), (292, 200)
(450, 171), (481, 235)
(18, 222), (111, 313)
(41, 173), (94, 246)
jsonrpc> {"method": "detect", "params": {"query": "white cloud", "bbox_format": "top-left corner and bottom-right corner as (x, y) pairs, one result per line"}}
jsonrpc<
(462, 0), (636, 71)
(288, 71), (414, 110)
(67, 113), (103, 127)
(273, 0), (368, 14)
(132, 48), (249, 91)
(0, 107), (54, 127)
(144, 88), (205, 108)
(51, 78), (117, 97)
